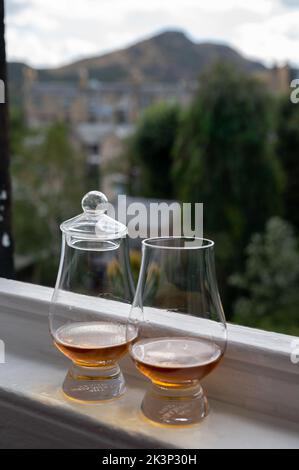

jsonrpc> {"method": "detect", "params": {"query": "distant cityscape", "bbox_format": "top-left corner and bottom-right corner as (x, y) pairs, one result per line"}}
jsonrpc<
(6, 30), (299, 338)
(22, 65), (196, 198)
(16, 31), (295, 200)
(22, 65), (292, 196)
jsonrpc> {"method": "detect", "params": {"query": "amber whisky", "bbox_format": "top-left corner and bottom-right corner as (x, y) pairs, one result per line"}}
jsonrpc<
(131, 337), (222, 386)
(54, 321), (135, 367)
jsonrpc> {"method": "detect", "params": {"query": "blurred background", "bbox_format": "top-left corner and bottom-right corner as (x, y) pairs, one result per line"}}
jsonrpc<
(1, 0), (299, 335)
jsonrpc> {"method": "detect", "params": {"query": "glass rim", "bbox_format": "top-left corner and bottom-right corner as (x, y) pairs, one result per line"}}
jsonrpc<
(142, 236), (215, 250)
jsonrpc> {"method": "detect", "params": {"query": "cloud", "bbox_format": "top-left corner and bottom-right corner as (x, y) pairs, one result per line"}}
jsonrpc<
(5, 0), (299, 67)
(6, 28), (98, 67)
(198, 0), (273, 14)
(236, 10), (299, 65)
(5, 0), (29, 15)
(279, 0), (299, 7)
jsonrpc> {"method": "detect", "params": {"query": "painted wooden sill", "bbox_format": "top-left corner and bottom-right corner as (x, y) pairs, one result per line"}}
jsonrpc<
(0, 278), (298, 449)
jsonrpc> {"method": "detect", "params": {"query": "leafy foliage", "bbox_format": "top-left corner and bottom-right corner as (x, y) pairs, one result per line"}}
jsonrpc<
(173, 63), (282, 249)
(230, 217), (299, 335)
(11, 118), (86, 285)
(127, 102), (180, 199)
(276, 96), (299, 230)
(9, 63), (299, 336)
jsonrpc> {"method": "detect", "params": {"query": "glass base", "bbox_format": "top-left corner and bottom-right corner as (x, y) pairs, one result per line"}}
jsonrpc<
(141, 382), (209, 426)
(62, 363), (126, 402)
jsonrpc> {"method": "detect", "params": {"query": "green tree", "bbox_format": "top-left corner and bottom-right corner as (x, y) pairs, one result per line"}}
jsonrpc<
(276, 96), (299, 230)
(173, 63), (282, 268)
(127, 102), (180, 198)
(230, 217), (299, 335)
(11, 122), (86, 285)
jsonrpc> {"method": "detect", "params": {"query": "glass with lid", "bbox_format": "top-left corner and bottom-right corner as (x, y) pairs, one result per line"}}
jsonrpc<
(49, 191), (135, 402)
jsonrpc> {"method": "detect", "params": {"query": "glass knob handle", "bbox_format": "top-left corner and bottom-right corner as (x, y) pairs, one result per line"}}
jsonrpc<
(81, 191), (108, 214)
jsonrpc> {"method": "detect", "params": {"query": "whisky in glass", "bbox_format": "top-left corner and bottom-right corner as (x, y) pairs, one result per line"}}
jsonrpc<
(127, 237), (227, 425)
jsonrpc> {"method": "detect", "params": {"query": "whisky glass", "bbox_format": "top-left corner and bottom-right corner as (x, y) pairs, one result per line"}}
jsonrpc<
(127, 237), (227, 425)
(49, 191), (135, 402)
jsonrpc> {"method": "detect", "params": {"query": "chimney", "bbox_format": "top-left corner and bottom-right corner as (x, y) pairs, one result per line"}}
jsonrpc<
(78, 67), (89, 89)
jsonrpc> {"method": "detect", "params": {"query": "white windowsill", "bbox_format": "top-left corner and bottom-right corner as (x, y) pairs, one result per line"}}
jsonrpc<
(0, 278), (298, 449)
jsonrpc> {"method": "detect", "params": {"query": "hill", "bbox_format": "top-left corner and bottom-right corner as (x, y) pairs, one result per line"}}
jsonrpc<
(8, 30), (265, 91)
(38, 30), (265, 83)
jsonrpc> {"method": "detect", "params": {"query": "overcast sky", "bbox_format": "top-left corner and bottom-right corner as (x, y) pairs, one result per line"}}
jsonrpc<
(5, 0), (299, 68)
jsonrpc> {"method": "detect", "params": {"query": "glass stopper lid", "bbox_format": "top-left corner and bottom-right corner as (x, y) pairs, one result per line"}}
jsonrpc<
(60, 191), (127, 241)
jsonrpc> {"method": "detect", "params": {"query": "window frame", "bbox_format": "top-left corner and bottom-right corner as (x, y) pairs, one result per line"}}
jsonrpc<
(0, 277), (298, 424)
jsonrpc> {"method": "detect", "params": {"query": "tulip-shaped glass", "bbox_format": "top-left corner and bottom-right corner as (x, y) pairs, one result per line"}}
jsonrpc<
(49, 191), (135, 402)
(127, 237), (227, 425)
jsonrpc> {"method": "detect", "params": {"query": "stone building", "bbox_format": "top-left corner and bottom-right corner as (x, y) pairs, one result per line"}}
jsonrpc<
(255, 64), (294, 95)
(23, 67), (196, 128)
